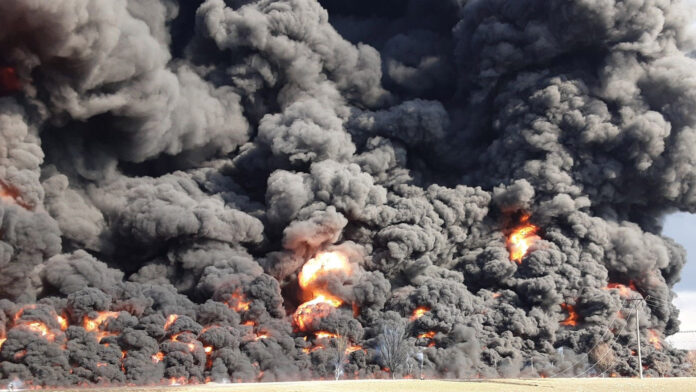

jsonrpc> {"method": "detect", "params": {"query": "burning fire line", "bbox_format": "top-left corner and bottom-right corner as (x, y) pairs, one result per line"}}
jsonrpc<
(301, 331), (364, 354)
(506, 214), (540, 264)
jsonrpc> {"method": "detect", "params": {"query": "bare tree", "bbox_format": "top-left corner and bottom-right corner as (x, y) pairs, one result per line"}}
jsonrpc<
(687, 351), (696, 377)
(652, 359), (671, 377)
(589, 343), (616, 377)
(377, 324), (410, 379)
(333, 331), (350, 381)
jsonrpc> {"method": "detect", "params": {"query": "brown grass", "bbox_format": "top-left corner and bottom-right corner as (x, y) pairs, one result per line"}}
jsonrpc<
(45, 378), (696, 392)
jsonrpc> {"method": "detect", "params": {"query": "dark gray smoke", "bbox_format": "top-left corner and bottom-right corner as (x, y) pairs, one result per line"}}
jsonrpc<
(0, 0), (694, 385)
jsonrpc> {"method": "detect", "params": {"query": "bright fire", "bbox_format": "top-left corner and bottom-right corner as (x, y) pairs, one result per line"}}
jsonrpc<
(506, 215), (540, 264)
(560, 303), (579, 327)
(225, 290), (251, 312)
(151, 352), (164, 363)
(10, 306), (70, 342)
(315, 331), (338, 339)
(254, 333), (269, 341)
(293, 294), (342, 331)
(648, 329), (662, 350)
(164, 314), (178, 330)
(57, 315), (68, 331)
(298, 251), (351, 289)
(19, 321), (56, 341)
(605, 281), (638, 298)
(418, 331), (436, 339)
(84, 311), (120, 332)
(302, 331), (364, 354)
(410, 306), (430, 321)
(293, 251), (351, 332)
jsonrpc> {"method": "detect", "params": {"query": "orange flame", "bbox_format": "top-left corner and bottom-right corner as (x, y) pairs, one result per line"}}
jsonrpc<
(83, 311), (120, 341)
(225, 290), (251, 312)
(506, 215), (540, 264)
(418, 331), (436, 339)
(605, 282), (638, 298)
(151, 352), (165, 363)
(648, 329), (662, 350)
(560, 303), (579, 326)
(302, 331), (363, 354)
(315, 331), (339, 339)
(169, 377), (187, 385)
(346, 345), (363, 354)
(164, 314), (178, 330)
(20, 321), (57, 341)
(254, 333), (269, 341)
(410, 306), (430, 321)
(0, 180), (31, 210)
(57, 315), (68, 331)
(298, 252), (351, 289)
(84, 311), (120, 332)
(293, 294), (342, 331)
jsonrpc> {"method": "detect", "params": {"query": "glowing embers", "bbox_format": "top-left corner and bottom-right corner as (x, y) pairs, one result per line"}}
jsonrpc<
(410, 306), (430, 321)
(0, 67), (21, 95)
(648, 329), (662, 350)
(560, 303), (580, 327)
(605, 281), (638, 298)
(0, 180), (32, 210)
(506, 214), (540, 264)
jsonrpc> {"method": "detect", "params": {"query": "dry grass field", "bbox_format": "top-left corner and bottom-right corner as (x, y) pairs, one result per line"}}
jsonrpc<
(42, 378), (696, 392)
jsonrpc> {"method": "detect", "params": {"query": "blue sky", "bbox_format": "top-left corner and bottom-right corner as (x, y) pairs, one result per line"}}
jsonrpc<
(663, 213), (696, 349)
(663, 213), (696, 292)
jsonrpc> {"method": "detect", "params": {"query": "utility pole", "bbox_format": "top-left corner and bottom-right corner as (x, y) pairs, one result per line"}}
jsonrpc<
(635, 301), (643, 380)
(626, 298), (644, 379)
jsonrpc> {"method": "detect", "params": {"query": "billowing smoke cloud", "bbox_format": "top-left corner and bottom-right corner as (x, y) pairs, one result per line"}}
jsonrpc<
(0, 0), (694, 385)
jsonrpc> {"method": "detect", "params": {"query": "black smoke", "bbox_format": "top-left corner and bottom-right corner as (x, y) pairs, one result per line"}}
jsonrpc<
(0, 0), (693, 385)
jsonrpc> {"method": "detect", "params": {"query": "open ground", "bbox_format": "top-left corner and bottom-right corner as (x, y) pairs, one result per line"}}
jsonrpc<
(41, 378), (696, 392)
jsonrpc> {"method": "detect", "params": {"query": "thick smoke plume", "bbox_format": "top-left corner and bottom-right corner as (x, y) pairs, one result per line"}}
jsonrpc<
(0, 0), (694, 385)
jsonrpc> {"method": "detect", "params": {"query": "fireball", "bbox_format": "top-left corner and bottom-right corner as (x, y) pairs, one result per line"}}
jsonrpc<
(293, 251), (351, 331)
(506, 215), (540, 264)
(298, 251), (351, 289)
(293, 294), (342, 331)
